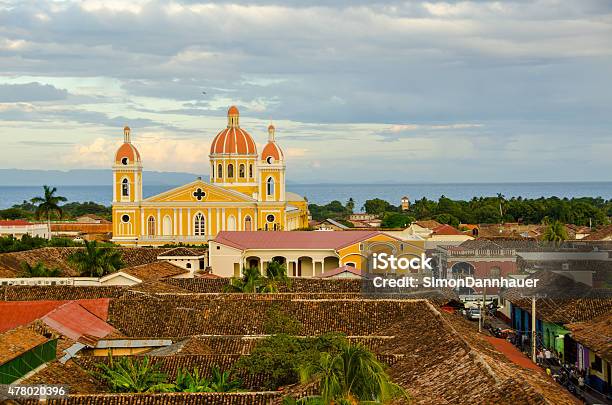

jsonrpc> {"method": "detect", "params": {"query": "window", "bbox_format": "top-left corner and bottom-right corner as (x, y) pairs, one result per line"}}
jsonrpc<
(249, 164), (253, 178)
(121, 178), (129, 197)
(228, 164), (234, 178)
(266, 156), (274, 164)
(490, 267), (501, 278)
(121, 215), (130, 223)
(211, 165), (215, 178)
(147, 216), (156, 236)
(194, 212), (206, 236)
(239, 164), (245, 178)
(266, 214), (275, 223)
(218, 163), (223, 178)
(244, 216), (252, 231)
(121, 157), (129, 165)
(266, 177), (275, 196)
(227, 215), (236, 231)
(186, 263), (192, 269)
(346, 262), (356, 267)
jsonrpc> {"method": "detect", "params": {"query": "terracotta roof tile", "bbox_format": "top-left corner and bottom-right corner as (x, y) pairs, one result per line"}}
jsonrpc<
(214, 230), (380, 250)
(0, 326), (48, 365)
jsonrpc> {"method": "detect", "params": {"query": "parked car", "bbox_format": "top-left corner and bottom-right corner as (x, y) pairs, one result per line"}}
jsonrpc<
(467, 308), (481, 321)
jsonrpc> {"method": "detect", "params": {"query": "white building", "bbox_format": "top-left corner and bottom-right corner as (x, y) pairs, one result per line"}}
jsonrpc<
(0, 220), (50, 239)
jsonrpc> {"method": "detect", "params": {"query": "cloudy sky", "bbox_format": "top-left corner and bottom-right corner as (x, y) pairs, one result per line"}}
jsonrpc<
(1, 0), (611, 183)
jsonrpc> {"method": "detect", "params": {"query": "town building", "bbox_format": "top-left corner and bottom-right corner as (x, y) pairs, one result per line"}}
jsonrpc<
(111, 106), (309, 246)
(209, 230), (425, 277)
(0, 220), (50, 239)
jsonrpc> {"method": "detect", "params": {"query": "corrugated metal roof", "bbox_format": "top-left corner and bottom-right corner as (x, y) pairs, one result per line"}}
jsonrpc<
(41, 301), (116, 343)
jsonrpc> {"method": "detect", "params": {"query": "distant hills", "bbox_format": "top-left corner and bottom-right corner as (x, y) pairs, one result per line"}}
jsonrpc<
(0, 169), (205, 186)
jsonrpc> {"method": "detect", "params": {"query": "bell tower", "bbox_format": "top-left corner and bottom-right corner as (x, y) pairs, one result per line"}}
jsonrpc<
(113, 126), (143, 203)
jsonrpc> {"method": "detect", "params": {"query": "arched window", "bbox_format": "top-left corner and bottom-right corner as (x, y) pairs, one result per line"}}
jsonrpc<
(211, 165), (215, 179)
(121, 178), (129, 197)
(490, 267), (501, 278)
(218, 164), (223, 179)
(244, 216), (252, 231)
(266, 177), (275, 196)
(147, 216), (156, 236)
(249, 164), (253, 178)
(163, 215), (172, 236)
(228, 164), (234, 178)
(194, 212), (206, 236)
(239, 164), (245, 178)
(227, 215), (236, 231)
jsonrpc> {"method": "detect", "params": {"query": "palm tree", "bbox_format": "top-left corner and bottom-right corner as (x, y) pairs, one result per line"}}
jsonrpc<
(224, 267), (265, 293)
(96, 355), (168, 393)
(30, 185), (67, 240)
(68, 240), (123, 277)
(20, 261), (61, 277)
(542, 220), (568, 244)
(298, 344), (408, 404)
(208, 366), (242, 392)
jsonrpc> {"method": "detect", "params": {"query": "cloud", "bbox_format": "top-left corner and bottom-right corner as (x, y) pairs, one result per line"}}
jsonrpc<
(0, 82), (68, 102)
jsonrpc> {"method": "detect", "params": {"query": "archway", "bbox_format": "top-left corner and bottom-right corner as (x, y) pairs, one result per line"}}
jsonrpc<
(245, 256), (261, 273)
(324, 256), (340, 273)
(296, 256), (313, 277)
(162, 215), (172, 236)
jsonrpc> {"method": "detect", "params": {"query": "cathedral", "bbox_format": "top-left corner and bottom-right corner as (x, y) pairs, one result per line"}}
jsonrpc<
(111, 106), (309, 246)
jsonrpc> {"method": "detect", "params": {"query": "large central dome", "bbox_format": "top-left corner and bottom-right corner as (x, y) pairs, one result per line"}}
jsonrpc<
(209, 106), (257, 155)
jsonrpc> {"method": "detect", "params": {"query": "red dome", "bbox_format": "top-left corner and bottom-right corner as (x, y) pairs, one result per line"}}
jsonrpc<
(210, 127), (257, 155)
(262, 141), (283, 161)
(210, 105), (257, 155)
(115, 142), (141, 164)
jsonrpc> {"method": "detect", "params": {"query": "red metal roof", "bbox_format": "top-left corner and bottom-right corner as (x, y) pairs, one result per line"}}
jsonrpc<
(432, 224), (464, 236)
(42, 301), (116, 342)
(0, 299), (110, 333)
(316, 265), (365, 278)
(214, 231), (381, 250)
(0, 220), (32, 226)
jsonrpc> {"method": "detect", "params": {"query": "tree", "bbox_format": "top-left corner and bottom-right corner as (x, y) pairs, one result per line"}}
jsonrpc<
(224, 267), (266, 293)
(68, 240), (123, 277)
(20, 261), (61, 277)
(30, 185), (67, 240)
(362, 199), (391, 216)
(542, 220), (568, 243)
(381, 212), (415, 229)
(297, 344), (407, 404)
(96, 355), (168, 393)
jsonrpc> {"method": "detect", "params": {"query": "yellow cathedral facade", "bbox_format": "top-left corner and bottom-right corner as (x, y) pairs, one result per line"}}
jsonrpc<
(111, 106), (309, 246)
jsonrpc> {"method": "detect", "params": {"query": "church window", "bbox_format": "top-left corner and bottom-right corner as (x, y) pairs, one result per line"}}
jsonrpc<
(211, 165), (215, 179)
(121, 178), (129, 197)
(239, 164), (245, 178)
(228, 164), (234, 178)
(244, 216), (252, 231)
(266, 177), (275, 196)
(218, 164), (223, 178)
(121, 157), (129, 165)
(266, 156), (274, 164)
(266, 214), (275, 223)
(147, 216), (156, 236)
(121, 215), (130, 223)
(249, 164), (253, 178)
(194, 212), (206, 236)
(227, 215), (236, 231)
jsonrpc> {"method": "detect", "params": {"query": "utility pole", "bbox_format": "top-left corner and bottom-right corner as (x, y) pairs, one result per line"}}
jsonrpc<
(532, 296), (537, 363)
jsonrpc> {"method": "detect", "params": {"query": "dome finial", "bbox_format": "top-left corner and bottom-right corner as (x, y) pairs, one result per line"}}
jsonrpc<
(227, 105), (239, 128)
(268, 122), (275, 142)
(123, 126), (131, 143)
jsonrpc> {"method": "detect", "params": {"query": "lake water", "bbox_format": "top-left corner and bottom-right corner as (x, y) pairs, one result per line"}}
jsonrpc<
(1, 182), (611, 210)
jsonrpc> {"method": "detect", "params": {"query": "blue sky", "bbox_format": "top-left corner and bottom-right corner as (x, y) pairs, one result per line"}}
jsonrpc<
(0, 0), (611, 183)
